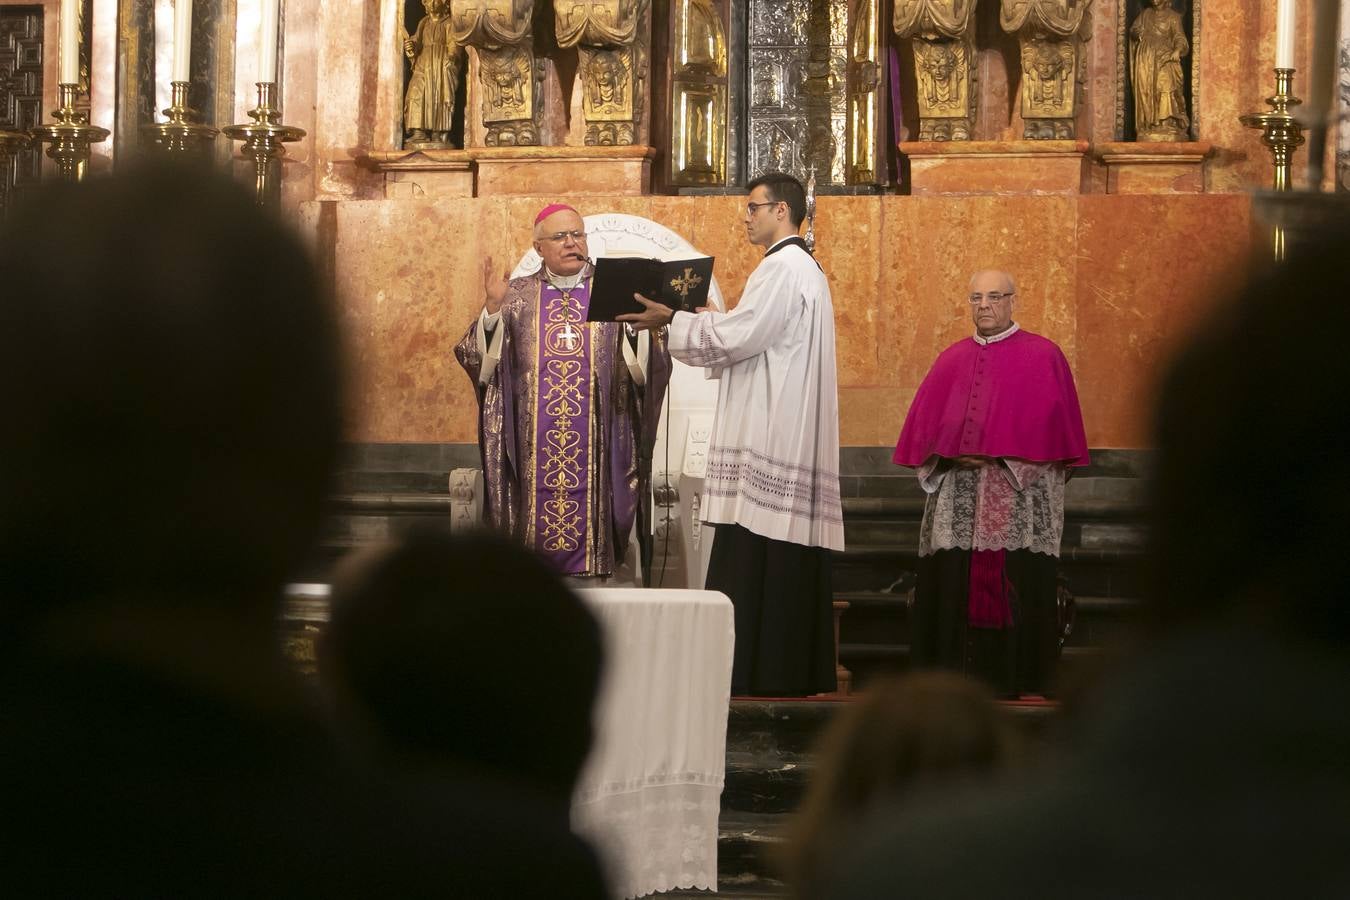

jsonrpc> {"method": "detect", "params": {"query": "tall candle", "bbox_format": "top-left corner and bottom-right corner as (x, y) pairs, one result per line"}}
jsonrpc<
(172, 0), (193, 82)
(1276, 0), (1296, 69)
(258, 0), (280, 83)
(59, 0), (79, 85)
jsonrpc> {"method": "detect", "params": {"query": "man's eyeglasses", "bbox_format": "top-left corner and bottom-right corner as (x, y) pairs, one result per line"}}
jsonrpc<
(745, 201), (781, 215)
(968, 291), (1015, 304)
(541, 230), (589, 244)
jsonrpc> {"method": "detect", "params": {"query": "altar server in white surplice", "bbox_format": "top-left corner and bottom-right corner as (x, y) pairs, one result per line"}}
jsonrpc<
(619, 172), (844, 697)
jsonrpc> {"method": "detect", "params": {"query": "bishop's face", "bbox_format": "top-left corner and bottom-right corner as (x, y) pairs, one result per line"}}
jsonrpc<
(969, 270), (1016, 336)
(533, 209), (589, 277)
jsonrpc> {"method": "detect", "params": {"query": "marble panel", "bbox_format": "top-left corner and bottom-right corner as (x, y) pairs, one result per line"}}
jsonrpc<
(1086, 0), (1121, 144)
(277, 0), (320, 207)
(475, 155), (653, 196)
(878, 194), (1080, 394)
(1074, 193), (1254, 447)
(901, 141), (1090, 195)
(1199, 0), (1278, 193)
(1098, 141), (1213, 194)
(310, 0), (381, 200)
(840, 386), (908, 449)
(684, 195), (765, 311)
(812, 196), (881, 386)
(331, 198), (511, 442)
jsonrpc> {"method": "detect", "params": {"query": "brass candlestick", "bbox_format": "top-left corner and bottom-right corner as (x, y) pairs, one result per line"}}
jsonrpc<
(0, 129), (30, 219)
(1240, 68), (1305, 191)
(145, 81), (219, 156)
(1240, 68), (1306, 260)
(222, 82), (305, 208)
(29, 83), (110, 183)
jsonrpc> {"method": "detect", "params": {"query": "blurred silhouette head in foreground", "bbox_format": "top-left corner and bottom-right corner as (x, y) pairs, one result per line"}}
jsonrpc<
(321, 525), (605, 805)
(0, 163), (342, 618)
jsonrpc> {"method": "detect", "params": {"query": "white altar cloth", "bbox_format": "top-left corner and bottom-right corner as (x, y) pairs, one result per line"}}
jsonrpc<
(572, 589), (735, 900)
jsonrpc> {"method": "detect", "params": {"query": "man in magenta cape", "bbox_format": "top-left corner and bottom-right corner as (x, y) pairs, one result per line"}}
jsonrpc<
(454, 204), (671, 580)
(893, 269), (1088, 696)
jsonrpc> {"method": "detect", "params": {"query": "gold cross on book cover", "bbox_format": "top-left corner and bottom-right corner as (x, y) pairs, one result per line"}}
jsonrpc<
(586, 256), (715, 322)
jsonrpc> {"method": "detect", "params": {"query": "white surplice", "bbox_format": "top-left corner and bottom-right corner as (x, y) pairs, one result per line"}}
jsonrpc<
(667, 237), (844, 551)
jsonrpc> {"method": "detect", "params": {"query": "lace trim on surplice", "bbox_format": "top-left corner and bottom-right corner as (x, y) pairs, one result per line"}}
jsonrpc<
(919, 460), (1066, 557)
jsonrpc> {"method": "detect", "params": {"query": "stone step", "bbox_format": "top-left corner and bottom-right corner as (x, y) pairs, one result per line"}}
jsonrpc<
(838, 591), (1139, 642)
(710, 699), (1062, 896)
(831, 542), (1144, 597)
(715, 810), (790, 897)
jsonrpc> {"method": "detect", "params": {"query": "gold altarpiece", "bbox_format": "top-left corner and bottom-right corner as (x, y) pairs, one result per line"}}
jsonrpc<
(665, 0), (887, 191)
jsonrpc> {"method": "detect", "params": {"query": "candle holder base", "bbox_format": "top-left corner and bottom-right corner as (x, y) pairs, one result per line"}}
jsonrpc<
(1239, 67), (1306, 193)
(30, 83), (109, 183)
(223, 82), (305, 208)
(144, 81), (219, 157)
(0, 128), (31, 219)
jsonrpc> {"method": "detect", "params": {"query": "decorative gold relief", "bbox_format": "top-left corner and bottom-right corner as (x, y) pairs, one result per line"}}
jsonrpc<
(450, 0), (542, 145)
(893, 0), (977, 141)
(404, 0), (464, 147)
(554, 0), (650, 146)
(747, 0), (850, 184)
(847, 0), (882, 183)
(1128, 0), (1190, 141)
(670, 0), (727, 184)
(1000, 0), (1092, 140)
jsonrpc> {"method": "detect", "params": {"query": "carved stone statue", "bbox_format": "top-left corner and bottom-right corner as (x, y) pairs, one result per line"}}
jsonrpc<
(450, 0), (541, 146)
(1129, 0), (1190, 141)
(554, 0), (650, 145)
(403, 0), (463, 147)
(1000, 0), (1092, 139)
(893, 0), (977, 141)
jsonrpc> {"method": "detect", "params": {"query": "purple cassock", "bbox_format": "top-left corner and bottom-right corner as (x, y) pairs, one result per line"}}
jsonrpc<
(455, 269), (671, 577)
(894, 329), (1089, 469)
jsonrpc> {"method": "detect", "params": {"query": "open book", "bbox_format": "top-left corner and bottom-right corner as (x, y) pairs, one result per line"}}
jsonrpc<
(586, 256), (715, 323)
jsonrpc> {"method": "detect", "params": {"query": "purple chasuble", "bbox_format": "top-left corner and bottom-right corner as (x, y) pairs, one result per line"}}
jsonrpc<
(534, 280), (593, 574)
(894, 329), (1089, 469)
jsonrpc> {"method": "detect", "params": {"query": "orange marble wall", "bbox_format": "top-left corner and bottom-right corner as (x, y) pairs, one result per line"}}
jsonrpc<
(309, 192), (1254, 449)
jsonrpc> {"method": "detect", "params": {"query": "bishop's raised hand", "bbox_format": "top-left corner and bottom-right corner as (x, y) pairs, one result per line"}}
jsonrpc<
(483, 256), (511, 314)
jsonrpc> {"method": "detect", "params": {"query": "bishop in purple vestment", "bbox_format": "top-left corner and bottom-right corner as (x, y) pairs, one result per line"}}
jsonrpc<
(893, 269), (1088, 696)
(454, 205), (671, 579)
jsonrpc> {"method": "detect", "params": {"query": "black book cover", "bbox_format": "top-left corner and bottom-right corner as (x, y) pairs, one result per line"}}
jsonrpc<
(586, 256), (715, 322)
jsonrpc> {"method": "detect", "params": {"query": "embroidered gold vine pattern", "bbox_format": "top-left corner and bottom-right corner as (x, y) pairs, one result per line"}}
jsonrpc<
(539, 292), (586, 552)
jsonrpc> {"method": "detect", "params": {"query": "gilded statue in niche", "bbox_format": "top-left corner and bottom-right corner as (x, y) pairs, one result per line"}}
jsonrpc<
(1129, 0), (1190, 140)
(450, 0), (541, 145)
(893, 0), (977, 141)
(1000, 0), (1092, 139)
(404, 0), (463, 147)
(553, 0), (650, 145)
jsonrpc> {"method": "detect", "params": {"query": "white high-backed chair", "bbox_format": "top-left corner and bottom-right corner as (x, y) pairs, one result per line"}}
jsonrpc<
(514, 214), (724, 589)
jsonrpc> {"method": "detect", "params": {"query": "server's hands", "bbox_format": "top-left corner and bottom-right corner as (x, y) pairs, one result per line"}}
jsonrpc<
(617, 294), (676, 331)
